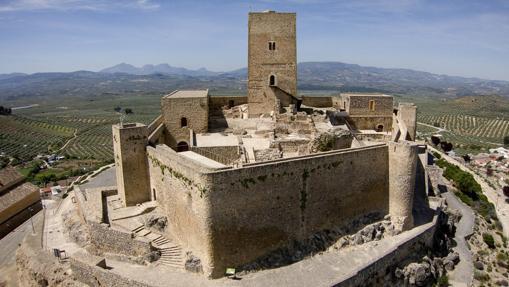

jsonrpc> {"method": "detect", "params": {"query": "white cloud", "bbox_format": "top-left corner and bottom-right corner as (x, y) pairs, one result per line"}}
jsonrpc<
(0, 0), (160, 12)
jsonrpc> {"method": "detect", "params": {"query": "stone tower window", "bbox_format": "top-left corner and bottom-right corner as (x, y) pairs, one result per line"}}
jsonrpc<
(180, 117), (188, 127)
(269, 75), (276, 86)
(369, 100), (376, 111)
(268, 41), (276, 51)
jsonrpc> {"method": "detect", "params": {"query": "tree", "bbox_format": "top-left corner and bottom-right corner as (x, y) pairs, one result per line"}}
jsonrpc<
(440, 141), (453, 152)
(124, 108), (133, 114)
(504, 135), (509, 147)
(114, 106), (121, 113)
(431, 135), (441, 146)
(0, 106), (12, 115)
(462, 154), (471, 163)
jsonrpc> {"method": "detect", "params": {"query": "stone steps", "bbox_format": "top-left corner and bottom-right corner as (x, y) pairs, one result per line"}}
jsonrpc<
(136, 229), (151, 237)
(131, 225), (144, 233)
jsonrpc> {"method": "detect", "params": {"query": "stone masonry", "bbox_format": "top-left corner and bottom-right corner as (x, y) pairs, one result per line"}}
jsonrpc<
(112, 123), (151, 206)
(248, 11), (298, 116)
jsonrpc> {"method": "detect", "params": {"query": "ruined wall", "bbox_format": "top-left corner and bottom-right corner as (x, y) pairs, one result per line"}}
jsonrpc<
(248, 12), (297, 116)
(388, 141), (418, 231)
(112, 123), (151, 206)
(191, 146), (240, 165)
(208, 96), (248, 116)
(88, 222), (153, 258)
(147, 145), (214, 275)
(206, 145), (389, 277)
(71, 255), (151, 287)
(161, 95), (208, 148)
(301, 96), (332, 108)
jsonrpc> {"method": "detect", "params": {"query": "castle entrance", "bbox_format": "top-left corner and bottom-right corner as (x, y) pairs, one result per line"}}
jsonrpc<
(177, 141), (189, 152)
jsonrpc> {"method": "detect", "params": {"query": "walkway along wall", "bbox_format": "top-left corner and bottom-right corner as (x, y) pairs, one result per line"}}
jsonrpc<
(148, 144), (405, 278)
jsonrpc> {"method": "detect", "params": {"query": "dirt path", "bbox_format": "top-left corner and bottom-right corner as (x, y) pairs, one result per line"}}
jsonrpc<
(442, 191), (474, 286)
(57, 128), (78, 153)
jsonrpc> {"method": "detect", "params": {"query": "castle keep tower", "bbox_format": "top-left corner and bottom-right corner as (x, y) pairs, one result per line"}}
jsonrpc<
(248, 11), (298, 116)
(112, 123), (151, 206)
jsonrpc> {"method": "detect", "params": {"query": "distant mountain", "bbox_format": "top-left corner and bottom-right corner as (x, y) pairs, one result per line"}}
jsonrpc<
(0, 73), (27, 81)
(294, 62), (509, 96)
(1, 62), (509, 102)
(100, 63), (220, 77)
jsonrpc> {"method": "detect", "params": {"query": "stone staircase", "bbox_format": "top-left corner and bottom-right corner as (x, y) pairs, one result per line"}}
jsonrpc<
(131, 225), (184, 269)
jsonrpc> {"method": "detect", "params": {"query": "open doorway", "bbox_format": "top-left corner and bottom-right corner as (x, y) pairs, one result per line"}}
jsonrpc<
(176, 141), (189, 152)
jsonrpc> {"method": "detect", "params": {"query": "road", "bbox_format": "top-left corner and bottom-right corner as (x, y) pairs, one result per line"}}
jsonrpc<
(56, 128), (78, 153)
(429, 145), (509, 238)
(442, 191), (474, 287)
(0, 212), (42, 287)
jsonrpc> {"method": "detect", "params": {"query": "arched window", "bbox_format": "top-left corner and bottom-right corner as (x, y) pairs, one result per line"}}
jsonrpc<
(376, 124), (384, 132)
(180, 117), (188, 127)
(176, 141), (189, 152)
(269, 75), (276, 86)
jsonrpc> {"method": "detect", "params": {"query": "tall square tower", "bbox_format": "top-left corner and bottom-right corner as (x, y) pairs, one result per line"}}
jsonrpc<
(112, 123), (151, 206)
(248, 11), (297, 116)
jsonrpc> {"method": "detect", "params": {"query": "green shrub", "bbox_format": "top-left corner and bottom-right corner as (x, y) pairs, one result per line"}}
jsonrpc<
(483, 233), (496, 249)
(436, 274), (449, 287)
(474, 270), (490, 282)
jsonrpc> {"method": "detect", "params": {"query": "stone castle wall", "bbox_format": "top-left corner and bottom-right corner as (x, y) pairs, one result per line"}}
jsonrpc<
(344, 94), (393, 117)
(208, 96), (248, 116)
(191, 146), (240, 165)
(342, 94), (393, 131)
(148, 144), (392, 278)
(248, 12), (297, 115)
(301, 96), (333, 108)
(161, 95), (208, 148)
(147, 145), (215, 274)
(348, 115), (393, 132)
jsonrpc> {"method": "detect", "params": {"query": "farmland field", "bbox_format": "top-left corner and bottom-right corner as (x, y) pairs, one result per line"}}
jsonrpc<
(0, 94), (162, 161)
(404, 94), (509, 155)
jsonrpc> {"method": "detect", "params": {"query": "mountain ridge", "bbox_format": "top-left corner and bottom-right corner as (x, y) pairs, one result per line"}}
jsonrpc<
(1, 61), (508, 101)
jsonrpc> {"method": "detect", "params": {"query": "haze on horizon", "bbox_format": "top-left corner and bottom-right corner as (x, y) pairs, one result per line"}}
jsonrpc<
(0, 0), (508, 81)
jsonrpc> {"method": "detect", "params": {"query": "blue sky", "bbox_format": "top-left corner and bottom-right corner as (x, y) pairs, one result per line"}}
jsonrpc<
(0, 0), (508, 81)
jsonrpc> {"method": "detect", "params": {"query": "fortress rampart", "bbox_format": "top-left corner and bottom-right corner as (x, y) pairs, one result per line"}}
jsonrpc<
(145, 143), (415, 277)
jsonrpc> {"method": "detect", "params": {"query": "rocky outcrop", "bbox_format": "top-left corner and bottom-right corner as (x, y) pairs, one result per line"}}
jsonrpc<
(238, 213), (386, 273)
(16, 219), (84, 287)
(142, 213), (168, 232)
(395, 253), (457, 287)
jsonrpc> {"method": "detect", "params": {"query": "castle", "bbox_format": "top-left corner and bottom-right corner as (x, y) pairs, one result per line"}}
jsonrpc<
(112, 11), (421, 278)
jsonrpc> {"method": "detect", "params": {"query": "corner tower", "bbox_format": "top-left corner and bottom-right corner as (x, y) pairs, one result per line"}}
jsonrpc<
(112, 123), (151, 206)
(248, 11), (298, 116)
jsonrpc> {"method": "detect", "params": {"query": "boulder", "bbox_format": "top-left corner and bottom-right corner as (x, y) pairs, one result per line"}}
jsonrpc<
(474, 261), (484, 270)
